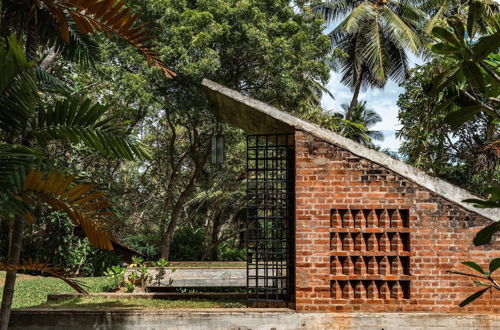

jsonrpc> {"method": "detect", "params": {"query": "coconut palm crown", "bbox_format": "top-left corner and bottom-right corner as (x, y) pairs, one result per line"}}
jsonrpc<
(337, 101), (384, 146)
(316, 0), (427, 120)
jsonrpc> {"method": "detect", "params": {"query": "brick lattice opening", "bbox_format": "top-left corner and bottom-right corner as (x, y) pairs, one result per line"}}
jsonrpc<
(330, 209), (412, 301)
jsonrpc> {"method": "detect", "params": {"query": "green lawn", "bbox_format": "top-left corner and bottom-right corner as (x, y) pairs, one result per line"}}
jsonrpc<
(0, 272), (245, 309)
(37, 297), (244, 309)
(0, 272), (112, 308)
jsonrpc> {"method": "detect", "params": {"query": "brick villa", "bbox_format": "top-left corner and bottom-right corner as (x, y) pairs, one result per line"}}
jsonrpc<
(202, 79), (499, 314)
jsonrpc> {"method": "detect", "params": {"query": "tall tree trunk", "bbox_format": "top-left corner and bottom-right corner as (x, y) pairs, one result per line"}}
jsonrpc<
(160, 154), (207, 260)
(0, 217), (25, 330)
(40, 49), (57, 71)
(160, 226), (175, 261)
(344, 75), (363, 122)
(0, 9), (37, 328)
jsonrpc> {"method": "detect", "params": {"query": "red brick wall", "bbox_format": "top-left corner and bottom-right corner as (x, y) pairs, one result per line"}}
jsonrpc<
(294, 130), (499, 313)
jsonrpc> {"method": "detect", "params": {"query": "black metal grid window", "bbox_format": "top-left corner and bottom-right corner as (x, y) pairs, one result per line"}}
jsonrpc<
(246, 133), (295, 302)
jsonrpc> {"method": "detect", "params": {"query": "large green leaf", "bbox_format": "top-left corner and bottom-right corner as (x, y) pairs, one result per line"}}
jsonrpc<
(462, 62), (485, 92)
(463, 187), (500, 208)
(459, 287), (489, 307)
(0, 34), (38, 131)
(447, 17), (465, 46)
(467, 1), (485, 37)
(473, 222), (500, 246)
(485, 187), (500, 201)
(462, 261), (485, 274)
(431, 43), (460, 55)
(444, 105), (481, 129)
(489, 258), (500, 273)
(471, 30), (500, 61)
(29, 97), (151, 161)
(432, 26), (461, 47)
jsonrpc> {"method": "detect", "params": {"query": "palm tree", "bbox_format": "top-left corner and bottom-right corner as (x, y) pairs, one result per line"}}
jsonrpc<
(1, 0), (175, 77)
(187, 180), (246, 260)
(0, 32), (151, 329)
(316, 0), (426, 120)
(337, 101), (384, 146)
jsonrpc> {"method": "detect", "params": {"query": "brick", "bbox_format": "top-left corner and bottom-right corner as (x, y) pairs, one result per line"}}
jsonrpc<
(294, 130), (498, 313)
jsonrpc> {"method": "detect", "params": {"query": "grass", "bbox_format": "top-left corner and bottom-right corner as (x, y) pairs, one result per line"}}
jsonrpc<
(37, 297), (245, 309)
(0, 272), (245, 309)
(0, 272), (112, 308)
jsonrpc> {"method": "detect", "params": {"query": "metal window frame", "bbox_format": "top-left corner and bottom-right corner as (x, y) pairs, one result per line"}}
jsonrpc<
(246, 133), (295, 302)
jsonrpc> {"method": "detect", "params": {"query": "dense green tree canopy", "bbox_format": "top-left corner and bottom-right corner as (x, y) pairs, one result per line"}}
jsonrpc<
(397, 59), (497, 195)
(46, 0), (334, 260)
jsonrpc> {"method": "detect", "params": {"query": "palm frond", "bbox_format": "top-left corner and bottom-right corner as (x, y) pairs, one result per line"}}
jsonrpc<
(389, 0), (427, 25)
(0, 144), (42, 197)
(0, 34), (38, 131)
(385, 38), (410, 84)
(315, 0), (358, 25)
(380, 6), (424, 53)
(335, 2), (377, 35)
(368, 130), (385, 142)
(0, 258), (88, 294)
(36, 6), (100, 66)
(38, 0), (175, 78)
(339, 100), (384, 145)
(362, 16), (386, 84)
(424, 2), (448, 33)
(35, 66), (72, 95)
(29, 97), (151, 160)
(18, 169), (115, 250)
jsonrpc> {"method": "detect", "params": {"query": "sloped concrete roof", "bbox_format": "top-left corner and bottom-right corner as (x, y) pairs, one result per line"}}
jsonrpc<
(202, 79), (498, 221)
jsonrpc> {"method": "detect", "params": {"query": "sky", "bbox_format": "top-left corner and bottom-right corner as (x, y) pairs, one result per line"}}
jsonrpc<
(321, 56), (424, 152)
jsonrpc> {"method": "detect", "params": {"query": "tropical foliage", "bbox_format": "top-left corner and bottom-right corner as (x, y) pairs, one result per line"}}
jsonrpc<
(316, 0), (426, 120)
(397, 0), (499, 307)
(424, 1), (499, 127)
(398, 0), (499, 193)
(2, 0), (174, 76)
(336, 101), (384, 146)
(59, 0), (332, 261)
(0, 0), (172, 326)
(448, 259), (500, 306)
(0, 0), (498, 317)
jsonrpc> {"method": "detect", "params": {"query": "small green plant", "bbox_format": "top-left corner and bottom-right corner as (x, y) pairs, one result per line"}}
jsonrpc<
(125, 258), (175, 291)
(128, 270), (139, 284)
(104, 265), (126, 289)
(155, 258), (169, 268)
(448, 258), (500, 306)
(137, 264), (152, 291)
(125, 282), (135, 293)
(153, 258), (168, 287)
(130, 256), (144, 268)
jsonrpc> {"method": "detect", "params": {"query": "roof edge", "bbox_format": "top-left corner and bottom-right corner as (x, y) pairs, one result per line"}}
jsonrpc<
(202, 79), (498, 222)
